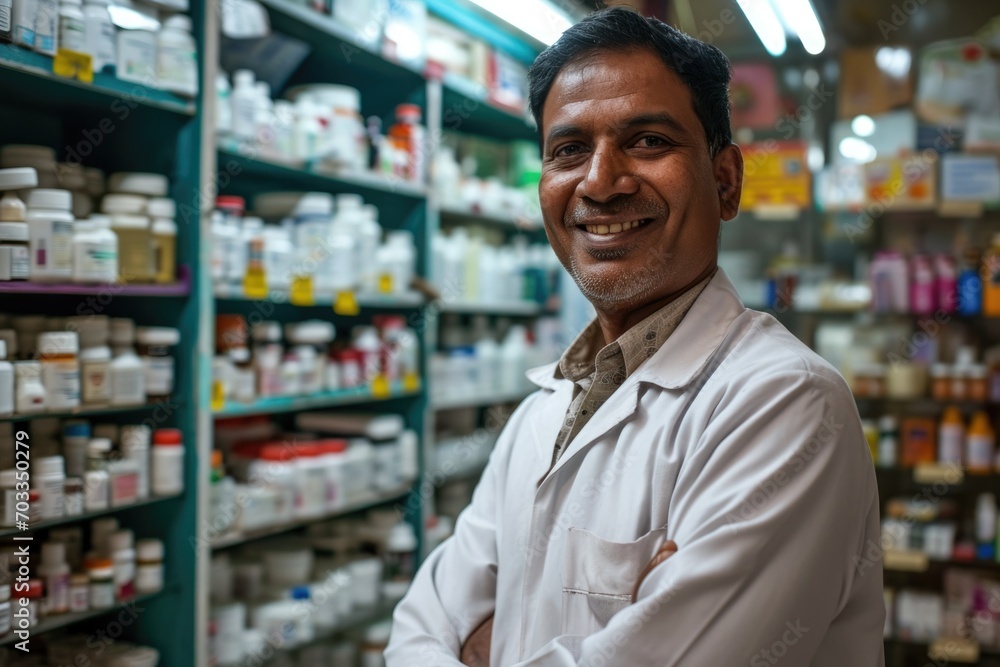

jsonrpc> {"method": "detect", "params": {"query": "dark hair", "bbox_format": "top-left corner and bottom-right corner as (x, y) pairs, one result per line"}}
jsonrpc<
(528, 6), (733, 156)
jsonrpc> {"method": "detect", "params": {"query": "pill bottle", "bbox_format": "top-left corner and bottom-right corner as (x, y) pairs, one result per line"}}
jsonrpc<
(110, 529), (135, 600)
(148, 198), (176, 284)
(64, 476), (84, 515)
(38, 541), (70, 613)
(0, 168), (38, 282)
(152, 428), (183, 495)
(86, 557), (115, 609)
(121, 424), (150, 499)
(0, 340), (12, 417)
(135, 538), (163, 593)
(69, 573), (88, 612)
(109, 318), (144, 406)
(27, 189), (74, 282)
(110, 214), (154, 283)
(34, 455), (65, 519)
(14, 361), (46, 414)
(38, 331), (80, 410)
(76, 317), (112, 405)
(73, 216), (118, 284)
(135, 327), (179, 400)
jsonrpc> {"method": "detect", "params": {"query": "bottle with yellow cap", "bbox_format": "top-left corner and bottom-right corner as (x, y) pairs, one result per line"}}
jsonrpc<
(938, 406), (965, 465)
(966, 410), (995, 474)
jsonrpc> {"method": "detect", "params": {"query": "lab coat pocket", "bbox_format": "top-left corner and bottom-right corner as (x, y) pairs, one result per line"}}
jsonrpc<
(561, 526), (668, 636)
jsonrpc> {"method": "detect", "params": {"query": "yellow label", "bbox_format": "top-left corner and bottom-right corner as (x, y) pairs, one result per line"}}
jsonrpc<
(334, 290), (360, 316)
(378, 273), (393, 294)
(290, 276), (314, 306)
(403, 372), (420, 393)
(243, 269), (268, 300)
(372, 374), (391, 398)
(211, 380), (226, 412)
(53, 49), (94, 83)
(882, 549), (929, 572)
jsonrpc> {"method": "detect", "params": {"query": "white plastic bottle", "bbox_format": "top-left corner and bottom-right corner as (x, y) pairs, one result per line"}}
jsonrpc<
(12, 0), (37, 47)
(38, 542), (70, 613)
(109, 318), (144, 406)
(216, 72), (232, 136)
(357, 204), (381, 292)
(14, 361), (46, 414)
(57, 0), (86, 54)
(27, 189), (75, 283)
(500, 325), (528, 393)
(0, 340), (12, 417)
(116, 25), (156, 86)
(292, 193), (334, 290)
(230, 70), (257, 141)
(35, 456), (65, 519)
(151, 428), (183, 495)
(156, 15), (198, 97)
(72, 216), (118, 283)
(82, 0), (115, 73)
(33, 0), (58, 55)
(38, 331), (80, 410)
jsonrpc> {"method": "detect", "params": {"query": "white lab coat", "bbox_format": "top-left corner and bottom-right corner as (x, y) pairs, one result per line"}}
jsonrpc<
(387, 270), (885, 667)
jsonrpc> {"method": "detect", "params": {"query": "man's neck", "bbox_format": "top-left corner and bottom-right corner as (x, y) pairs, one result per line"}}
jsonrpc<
(594, 264), (717, 345)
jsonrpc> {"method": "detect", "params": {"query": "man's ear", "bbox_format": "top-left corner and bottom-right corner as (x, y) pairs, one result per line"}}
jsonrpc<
(713, 144), (743, 221)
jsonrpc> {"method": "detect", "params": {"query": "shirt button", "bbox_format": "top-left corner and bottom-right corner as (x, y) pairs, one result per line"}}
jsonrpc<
(582, 410), (588, 415)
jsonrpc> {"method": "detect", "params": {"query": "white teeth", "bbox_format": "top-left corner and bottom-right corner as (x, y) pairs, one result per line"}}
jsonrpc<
(583, 219), (646, 235)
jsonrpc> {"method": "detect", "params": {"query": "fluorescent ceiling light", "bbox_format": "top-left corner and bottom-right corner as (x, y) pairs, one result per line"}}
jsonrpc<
(839, 137), (877, 163)
(771, 0), (826, 54)
(466, 0), (574, 46)
(736, 0), (787, 57)
(851, 115), (875, 137)
(875, 46), (911, 79)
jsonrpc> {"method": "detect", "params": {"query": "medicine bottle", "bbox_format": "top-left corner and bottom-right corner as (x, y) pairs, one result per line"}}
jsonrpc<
(135, 327), (179, 400)
(27, 189), (75, 283)
(152, 428), (183, 495)
(64, 476), (83, 515)
(76, 316), (112, 405)
(0, 168), (37, 282)
(38, 331), (80, 410)
(33, 0), (57, 55)
(121, 424), (150, 499)
(135, 538), (163, 593)
(38, 541), (70, 613)
(110, 529), (135, 600)
(69, 573), (89, 612)
(82, 0), (115, 73)
(0, 580), (10, 636)
(14, 360), (46, 414)
(57, 0), (85, 53)
(73, 216), (118, 284)
(149, 199), (176, 284)
(86, 557), (115, 609)
(110, 214), (154, 283)
(156, 14), (197, 97)
(109, 318), (144, 406)
(34, 455), (65, 520)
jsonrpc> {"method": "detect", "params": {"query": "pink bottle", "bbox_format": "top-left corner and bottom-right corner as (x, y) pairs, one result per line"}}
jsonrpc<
(934, 254), (957, 315)
(871, 251), (909, 314)
(910, 254), (935, 316)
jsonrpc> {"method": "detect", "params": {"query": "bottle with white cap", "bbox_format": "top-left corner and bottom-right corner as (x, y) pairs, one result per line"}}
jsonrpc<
(82, 0), (116, 73)
(27, 188), (75, 282)
(34, 455), (65, 519)
(0, 340), (12, 417)
(38, 541), (70, 614)
(230, 70), (257, 141)
(72, 215), (118, 284)
(148, 198), (176, 284)
(156, 14), (198, 97)
(0, 167), (38, 282)
(110, 529), (136, 600)
(109, 318), (144, 406)
(57, 0), (86, 54)
(38, 331), (80, 410)
(14, 361), (46, 414)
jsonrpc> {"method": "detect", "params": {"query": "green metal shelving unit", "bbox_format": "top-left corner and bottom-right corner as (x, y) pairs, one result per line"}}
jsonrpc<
(0, 0), (550, 663)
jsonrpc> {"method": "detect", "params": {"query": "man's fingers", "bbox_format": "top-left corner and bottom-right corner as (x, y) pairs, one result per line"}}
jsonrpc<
(632, 540), (678, 602)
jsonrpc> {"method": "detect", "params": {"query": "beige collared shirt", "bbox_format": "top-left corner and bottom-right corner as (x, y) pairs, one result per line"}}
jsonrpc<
(552, 269), (716, 462)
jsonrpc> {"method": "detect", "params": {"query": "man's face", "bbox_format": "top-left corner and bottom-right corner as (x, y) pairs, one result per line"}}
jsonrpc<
(539, 48), (742, 312)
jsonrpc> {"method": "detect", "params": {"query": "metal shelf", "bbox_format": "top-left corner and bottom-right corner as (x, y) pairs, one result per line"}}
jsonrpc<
(0, 401), (186, 424)
(439, 205), (543, 231)
(0, 266), (191, 297)
(213, 384), (421, 418)
(269, 597), (400, 657)
(0, 494), (182, 538)
(437, 299), (547, 316)
(215, 285), (424, 309)
(0, 588), (174, 646)
(211, 485), (414, 550)
(0, 43), (195, 116)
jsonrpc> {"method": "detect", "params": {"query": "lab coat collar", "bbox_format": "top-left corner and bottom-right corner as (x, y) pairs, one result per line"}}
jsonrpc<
(525, 268), (746, 392)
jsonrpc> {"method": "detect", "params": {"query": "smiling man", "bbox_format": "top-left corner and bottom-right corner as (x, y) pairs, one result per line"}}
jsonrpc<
(386, 7), (884, 666)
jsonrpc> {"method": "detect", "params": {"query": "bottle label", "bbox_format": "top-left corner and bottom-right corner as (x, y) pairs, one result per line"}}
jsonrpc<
(82, 359), (111, 403)
(89, 581), (114, 609)
(968, 436), (994, 470)
(10, 245), (28, 279)
(76, 244), (117, 281)
(113, 368), (145, 404)
(142, 356), (174, 395)
(0, 0), (11, 34)
(42, 360), (80, 409)
(157, 45), (197, 94)
(58, 15), (85, 52)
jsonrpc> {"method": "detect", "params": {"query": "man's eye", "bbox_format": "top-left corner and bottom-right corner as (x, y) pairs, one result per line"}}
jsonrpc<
(554, 144), (583, 157)
(636, 136), (668, 148)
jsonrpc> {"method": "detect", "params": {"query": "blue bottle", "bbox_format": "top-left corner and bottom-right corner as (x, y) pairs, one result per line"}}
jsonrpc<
(958, 250), (982, 316)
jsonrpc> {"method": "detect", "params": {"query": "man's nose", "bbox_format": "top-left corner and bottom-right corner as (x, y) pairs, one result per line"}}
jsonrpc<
(575, 147), (640, 203)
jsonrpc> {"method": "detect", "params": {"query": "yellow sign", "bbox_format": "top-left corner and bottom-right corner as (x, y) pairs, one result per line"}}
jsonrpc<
(378, 273), (393, 294)
(740, 140), (811, 211)
(243, 270), (268, 300)
(290, 276), (314, 306)
(334, 290), (360, 316)
(53, 49), (93, 83)
(864, 154), (937, 210)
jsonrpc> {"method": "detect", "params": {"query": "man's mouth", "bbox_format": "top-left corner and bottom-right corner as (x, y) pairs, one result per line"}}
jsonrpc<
(577, 218), (654, 236)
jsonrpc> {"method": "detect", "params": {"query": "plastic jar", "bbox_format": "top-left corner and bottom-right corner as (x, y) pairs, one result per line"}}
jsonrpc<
(21, 578), (42, 626)
(156, 14), (198, 97)
(14, 360), (46, 413)
(69, 572), (89, 612)
(110, 529), (135, 600)
(383, 522), (417, 599)
(152, 428), (184, 495)
(294, 444), (326, 519)
(0, 469), (16, 527)
(251, 321), (283, 398)
(72, 216), (118, 283)
(34, 455), (65, 519)
(86, 557), (115, 609)
(27, 188), (74, 282)
(151, 217), (176, 284)
(108, 172), (168, 197)
(110, 318), (145, 406)
(248, 445), (296, 522)
(62, 421), (90, 479)
(121, 425), (151, 500)
(0, 579), (10, 635)
(110, 214), (154, 283)
(84, 469), (109, 511)
(82, 0), (115, 74)
(969, 364), (989, 403)
(38, 540), (70, 613)
(135, 538), (163, 594)
(286, 321), (335, 395)
(38, 331), (80, 410)
(64, 476), (83, 515)
(58, 0), (86, 53)
(136, 327), (179, 400)
(0, 340), (12, 416)
(319, 440), (347, 511)
(79, 335), (111, 405)
(108, 458), (139, 506)
(0, 166), (36, 282)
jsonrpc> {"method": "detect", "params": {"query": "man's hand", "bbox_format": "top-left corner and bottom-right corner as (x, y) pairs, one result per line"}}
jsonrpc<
(461, 614), (494, 667)
(632, 540), (678, 602)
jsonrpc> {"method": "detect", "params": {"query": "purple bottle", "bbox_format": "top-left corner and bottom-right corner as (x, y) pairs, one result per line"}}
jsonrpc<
(934, 254), (958, 315)
(910, 254), (935, 316)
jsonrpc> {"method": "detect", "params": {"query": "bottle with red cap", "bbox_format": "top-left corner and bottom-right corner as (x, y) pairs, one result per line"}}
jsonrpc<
(212, 196), (246, 284)
(388, 104), (426, 183)
(151, 428), (184, 496)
